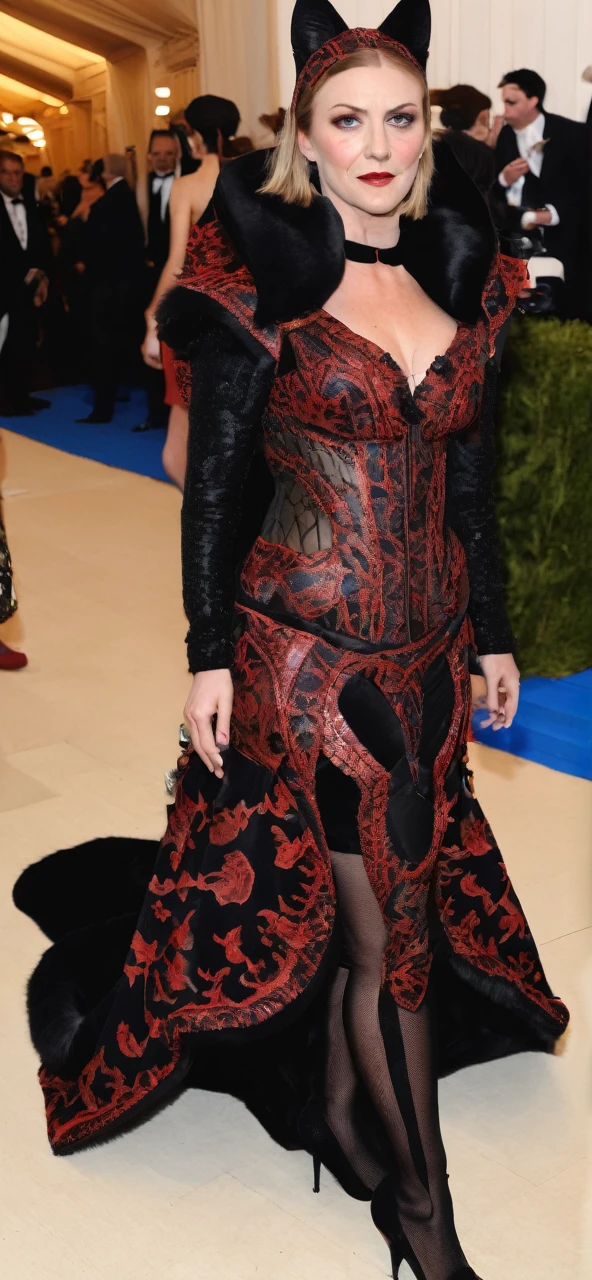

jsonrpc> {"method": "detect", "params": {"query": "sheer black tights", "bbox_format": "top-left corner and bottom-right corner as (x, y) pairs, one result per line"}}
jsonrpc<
(326, 851), (468, 1280)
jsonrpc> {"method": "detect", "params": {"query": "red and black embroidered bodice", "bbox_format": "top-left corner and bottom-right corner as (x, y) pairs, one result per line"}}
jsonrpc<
(158, 145), (526, 674)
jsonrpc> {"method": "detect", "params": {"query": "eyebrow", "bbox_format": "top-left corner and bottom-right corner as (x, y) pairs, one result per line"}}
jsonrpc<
(329, 101), (417, 114)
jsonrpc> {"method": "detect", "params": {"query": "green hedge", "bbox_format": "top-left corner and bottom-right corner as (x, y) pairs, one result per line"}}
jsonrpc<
(496, 317), (592, 678)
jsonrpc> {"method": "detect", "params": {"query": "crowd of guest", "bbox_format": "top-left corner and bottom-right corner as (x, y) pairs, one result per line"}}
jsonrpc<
(0, 69), (590, 669)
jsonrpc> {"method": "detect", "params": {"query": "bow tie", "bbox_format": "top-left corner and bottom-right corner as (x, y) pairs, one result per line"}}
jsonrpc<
(11, 196), (25, 205)
(152, 173), (174, 189)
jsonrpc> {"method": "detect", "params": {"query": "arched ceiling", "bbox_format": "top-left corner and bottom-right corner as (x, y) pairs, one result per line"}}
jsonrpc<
(0, 1), (198, 62)
(0, 10), (105, 135)
(0, 1), (199, 137)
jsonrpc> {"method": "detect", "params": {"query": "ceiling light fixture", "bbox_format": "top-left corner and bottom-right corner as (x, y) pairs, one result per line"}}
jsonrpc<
(1, 111), (13, 124)
(59, 105), (69, 115)
(28, 129), (44, 140)
(17, 116), (37, 126)
(155, 87), (170, 98)
(155, 104), (170, 116)
(32, 139), (46, 148)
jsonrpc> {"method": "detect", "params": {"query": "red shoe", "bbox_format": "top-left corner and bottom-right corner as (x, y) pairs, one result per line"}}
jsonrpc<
(0, 641), (28, 670)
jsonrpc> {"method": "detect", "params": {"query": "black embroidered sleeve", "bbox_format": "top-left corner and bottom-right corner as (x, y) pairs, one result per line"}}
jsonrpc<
(181, 320), (276, 673)
(446, 358), (514, 656)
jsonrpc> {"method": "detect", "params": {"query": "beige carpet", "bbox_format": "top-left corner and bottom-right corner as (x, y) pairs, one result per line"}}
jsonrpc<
(1, 429), (590, 1280)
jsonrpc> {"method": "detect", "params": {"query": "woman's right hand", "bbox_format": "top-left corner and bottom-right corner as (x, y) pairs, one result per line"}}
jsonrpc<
(183, 669), (234, 778)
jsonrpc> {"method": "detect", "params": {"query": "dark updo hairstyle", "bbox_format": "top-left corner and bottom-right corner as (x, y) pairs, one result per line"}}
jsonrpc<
(184, 94), (241, 157)
(430, 84), (491, 131)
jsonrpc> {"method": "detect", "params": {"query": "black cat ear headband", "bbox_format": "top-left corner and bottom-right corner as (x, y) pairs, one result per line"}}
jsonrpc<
(291, 0), (431, 102)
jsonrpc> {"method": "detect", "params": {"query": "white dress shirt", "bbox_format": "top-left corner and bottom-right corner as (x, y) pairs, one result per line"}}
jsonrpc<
(151, 171), (175, 221)
(497, 113), (559, 229)
(1, 189), (28, 249)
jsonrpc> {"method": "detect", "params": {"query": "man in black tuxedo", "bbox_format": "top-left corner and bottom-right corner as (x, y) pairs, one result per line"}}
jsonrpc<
(494, 69), (588, 319)
(77, 154), (145, 424)
(0, 150), (52, 416)
(146, 130), (180, 279)
(145, 128), (198, 286)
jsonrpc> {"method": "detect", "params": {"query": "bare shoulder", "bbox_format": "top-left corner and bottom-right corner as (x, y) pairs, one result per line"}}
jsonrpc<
(169, 173), (196, 210)
(185, 160), (220, 222)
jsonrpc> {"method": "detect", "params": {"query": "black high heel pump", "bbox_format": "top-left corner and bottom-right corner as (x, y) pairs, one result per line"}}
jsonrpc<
(371, 1174), (482, 1280)
(297, 1098), (372, 1201)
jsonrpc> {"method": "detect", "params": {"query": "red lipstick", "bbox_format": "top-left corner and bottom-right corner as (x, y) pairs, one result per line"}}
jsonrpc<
(358, 172), (395, 186)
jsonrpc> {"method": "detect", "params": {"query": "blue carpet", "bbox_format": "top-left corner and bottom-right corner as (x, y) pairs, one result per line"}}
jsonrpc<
(473, 668), (592, 781)
(2, 385), (169, 483)
(4, 386), (590, 780)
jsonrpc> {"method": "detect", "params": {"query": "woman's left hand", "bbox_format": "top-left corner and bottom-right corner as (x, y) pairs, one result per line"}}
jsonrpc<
(478, 652), (520, 731)
(142, 324), (162, 370)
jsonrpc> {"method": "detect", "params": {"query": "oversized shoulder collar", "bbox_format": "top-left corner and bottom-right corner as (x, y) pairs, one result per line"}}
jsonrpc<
(158, 142), (519, 361)
(212, 141), (498, 326)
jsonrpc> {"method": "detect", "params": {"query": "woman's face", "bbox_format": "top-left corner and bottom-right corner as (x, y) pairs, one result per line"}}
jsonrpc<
(298, 59), (426, 218)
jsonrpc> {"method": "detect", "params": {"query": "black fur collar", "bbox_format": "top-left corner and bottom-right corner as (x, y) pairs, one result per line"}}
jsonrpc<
(213, 142), (497, 327)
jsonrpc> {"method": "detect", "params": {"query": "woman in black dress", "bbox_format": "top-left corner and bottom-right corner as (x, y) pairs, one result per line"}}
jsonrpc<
(17, 4), (568, 1279)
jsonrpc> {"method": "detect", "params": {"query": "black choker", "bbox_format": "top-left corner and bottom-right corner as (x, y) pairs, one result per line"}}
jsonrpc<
(344, 239), (404, 266)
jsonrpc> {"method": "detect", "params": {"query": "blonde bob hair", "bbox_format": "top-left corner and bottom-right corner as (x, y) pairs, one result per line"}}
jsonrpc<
(261, 49), (433, 220)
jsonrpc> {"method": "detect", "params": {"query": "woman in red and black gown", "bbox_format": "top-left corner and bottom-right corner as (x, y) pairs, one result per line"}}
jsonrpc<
(16, 4), (568, 1278)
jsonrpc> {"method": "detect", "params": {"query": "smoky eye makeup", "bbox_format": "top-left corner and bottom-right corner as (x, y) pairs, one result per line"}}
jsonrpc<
(331, 114), (361, 128)
(330, 109), (419, 130)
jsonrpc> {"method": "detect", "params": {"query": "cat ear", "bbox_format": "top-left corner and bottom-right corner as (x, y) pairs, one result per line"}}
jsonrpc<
(379, 0), (431, 69)
(291, 0), (349, 79)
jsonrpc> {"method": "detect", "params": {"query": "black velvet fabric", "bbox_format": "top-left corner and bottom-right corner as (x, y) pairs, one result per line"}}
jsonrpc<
(329, 660), (457, 868)
(213, 150), (345, 327)
(182, 320), (276, 672)
(315, 753), (362, 854)
(13, 837), (159, 944)
(291, 0), (347, 78)
(398, 143), (496, 323)
(377, 0), (431, 70)
(446, 359), (515, 656)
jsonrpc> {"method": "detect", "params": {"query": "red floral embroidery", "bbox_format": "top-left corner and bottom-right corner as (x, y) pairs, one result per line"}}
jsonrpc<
(116, 1024), (149, 1058)
(196, 850), (255, 905)
(152, 900), (171, 922)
